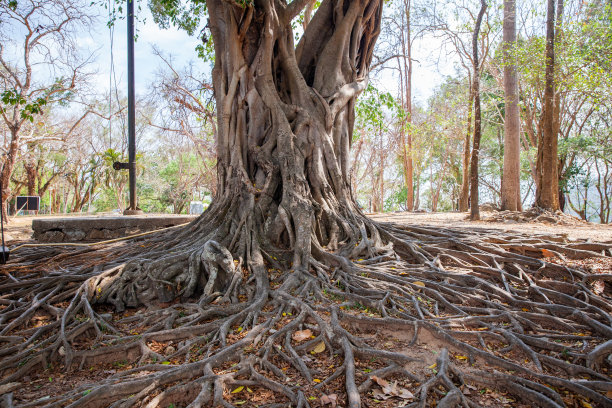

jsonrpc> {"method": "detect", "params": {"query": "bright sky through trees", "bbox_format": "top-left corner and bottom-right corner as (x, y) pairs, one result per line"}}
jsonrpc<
(88, 3), (448, 103)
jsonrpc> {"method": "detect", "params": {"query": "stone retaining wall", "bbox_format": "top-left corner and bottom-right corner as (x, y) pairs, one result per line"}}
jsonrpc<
(32, 215), (198, 242)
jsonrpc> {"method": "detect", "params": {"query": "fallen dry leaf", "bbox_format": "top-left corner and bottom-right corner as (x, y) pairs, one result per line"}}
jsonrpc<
(381, 381), (398, 396)
(292, 329), (312, 342)
(371, 376), (414, 401)
(321, 393), (338, 407)
(371, 375), (389, 387)
(312, 341), (326, 354)
(372, 389), (393, 401)
(398, 388), (414, 400)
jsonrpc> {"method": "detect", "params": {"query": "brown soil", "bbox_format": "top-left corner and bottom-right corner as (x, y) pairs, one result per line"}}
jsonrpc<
(368, 211), (612, 243)
(2, 211), (611, 407)
(5, 211), (610, 245)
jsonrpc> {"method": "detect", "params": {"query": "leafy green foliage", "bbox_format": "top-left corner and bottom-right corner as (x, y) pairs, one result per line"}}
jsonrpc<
(0, 90), (47, 122)
(355, 84), (402, 136)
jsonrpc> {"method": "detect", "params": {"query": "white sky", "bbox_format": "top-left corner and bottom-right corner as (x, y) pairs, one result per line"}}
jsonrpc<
(86, 5), (201, 97)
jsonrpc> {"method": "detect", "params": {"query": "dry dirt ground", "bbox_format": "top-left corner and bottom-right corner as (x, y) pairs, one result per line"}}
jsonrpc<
(368, 211), (612, 243)
(1, 213), (196, 244)
(1, 215), (37, 243)
(1, 211), (611, 407)
(4, 211), (611, 245)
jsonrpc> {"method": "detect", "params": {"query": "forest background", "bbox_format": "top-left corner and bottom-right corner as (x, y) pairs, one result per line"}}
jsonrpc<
(1, 0), (611, 223)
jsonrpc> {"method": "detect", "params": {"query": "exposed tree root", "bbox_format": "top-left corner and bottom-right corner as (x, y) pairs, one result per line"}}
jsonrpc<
(1, 214), (611, 407)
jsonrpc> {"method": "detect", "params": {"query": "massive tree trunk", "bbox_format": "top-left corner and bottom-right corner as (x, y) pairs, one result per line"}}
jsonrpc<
(95, 0), (384, 311)
(535, 0), (560, 210)
(500, 0), (522, 211)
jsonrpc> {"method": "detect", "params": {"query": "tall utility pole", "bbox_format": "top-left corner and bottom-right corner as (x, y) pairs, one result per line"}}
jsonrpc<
(115, 0), (143, 215)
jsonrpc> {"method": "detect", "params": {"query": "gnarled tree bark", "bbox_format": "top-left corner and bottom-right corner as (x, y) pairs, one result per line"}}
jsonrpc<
(95, 0), (384, 313)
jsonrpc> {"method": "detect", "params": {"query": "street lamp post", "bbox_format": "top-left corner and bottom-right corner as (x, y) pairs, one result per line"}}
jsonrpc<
(114, 0), (143, 215)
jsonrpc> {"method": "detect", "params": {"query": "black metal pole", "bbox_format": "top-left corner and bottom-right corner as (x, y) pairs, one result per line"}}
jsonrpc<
(125, 0), (139, 214)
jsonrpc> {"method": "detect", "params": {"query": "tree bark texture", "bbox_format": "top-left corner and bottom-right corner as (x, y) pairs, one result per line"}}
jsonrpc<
(536, 0), (560, 210)
(501, 0), (521, 212)
(459, 78), (473, 212)
(469, 0), (487, 221)
(92, 0), (384, 310)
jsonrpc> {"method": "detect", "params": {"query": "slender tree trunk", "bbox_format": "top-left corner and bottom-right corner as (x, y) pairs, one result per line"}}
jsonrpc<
(25, 161), (37, 196)
(459, 76), (473, 212)
(379, 127), (384, 212)
(432, 146), (450, 212)
(535, 0), (560, 210)
(38, 173), (58, 198)
(1, 128), (21, 223)
(469, 0), (487, 221)
(400, 0), (414, 211)
(414, 178), (421, 210)
(50, 189), (57, 213)
(501, 0), (521, 211)
(553, 0), (564, 211)
(54, 188), (61, 214)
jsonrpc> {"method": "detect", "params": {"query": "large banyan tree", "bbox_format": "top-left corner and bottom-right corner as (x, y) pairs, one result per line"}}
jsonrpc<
(1, 0), (612, 407)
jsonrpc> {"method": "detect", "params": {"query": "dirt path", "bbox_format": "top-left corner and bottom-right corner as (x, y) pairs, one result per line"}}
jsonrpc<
(1, 213), (197, 244)
(369, 211), (612, 243)
(1, 215), (36, 243)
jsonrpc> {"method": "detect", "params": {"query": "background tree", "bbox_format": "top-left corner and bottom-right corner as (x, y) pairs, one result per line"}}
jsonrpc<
(425, 0), (493, 212)
(0, 0), (94, 220)
(500, 0), (521, 210)
(469, 0), (488, 220)
(535, 0), (561, 209)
